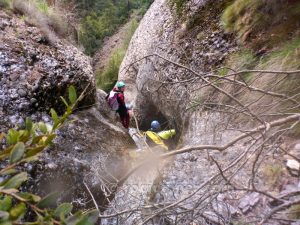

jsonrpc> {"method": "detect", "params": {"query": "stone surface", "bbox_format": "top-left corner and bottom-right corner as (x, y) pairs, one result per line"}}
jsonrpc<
(286, 159), (300, 171)
(238, 193), (260, 214)
(0, 9), (133, 211)
(0, 10), (96, 131)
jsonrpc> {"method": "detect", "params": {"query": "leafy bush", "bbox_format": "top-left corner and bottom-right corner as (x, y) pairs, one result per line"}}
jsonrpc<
(96, 18), (138, 91)
(0, 86), (98, 224)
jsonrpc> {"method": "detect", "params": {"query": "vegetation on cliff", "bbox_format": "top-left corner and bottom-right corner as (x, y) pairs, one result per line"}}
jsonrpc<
(96, 18), (139, 91)
(0, 87), (98, 224)
(74, 0), (152, 55)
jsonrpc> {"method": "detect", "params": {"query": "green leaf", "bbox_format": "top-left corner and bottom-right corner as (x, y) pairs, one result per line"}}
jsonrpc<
(0, 196), (12, 211)
(6, 129), (19, 145)
(44, 134), (56, 145)
(60, 96), (69, 107)
(0, 146), (13, 160)
(18, 130), (30, 143)
(9, 203), (26, 221)
(68, 86), (77, 105)
(50, 109), (59, 123)
(25, 118), (33, 131)
(9, 142), (25, 164)
(0, 169), (17, 176)
(38, 122), (47, 134)
(54, 203), (73, 219)
(0, 133), (5, 142)
(36, 192), (60, 209)
(17, 192), (41, 203)
(66, 106), (72, 115)
(0, 221), (13, 225)
(65, 211), (83, 225)
(22, 155), (39, 163)
(31, 135), (44, 145)
(25, 146), (45, 158)
(3, 172), (28, 189)
(76, 210), (99, 225)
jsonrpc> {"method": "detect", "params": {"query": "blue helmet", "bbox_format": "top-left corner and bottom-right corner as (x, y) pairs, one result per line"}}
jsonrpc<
(151, 120), (160, 131)
(117, 81), (125, 89)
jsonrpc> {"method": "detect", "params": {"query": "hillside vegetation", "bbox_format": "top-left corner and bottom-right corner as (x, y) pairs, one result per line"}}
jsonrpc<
(72, 0), (152, 55)
(218, 0), (300, 128)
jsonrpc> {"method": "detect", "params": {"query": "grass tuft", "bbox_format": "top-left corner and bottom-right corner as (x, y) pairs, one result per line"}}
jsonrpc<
(262, 164), (285, 188)
(288, 204), (300, 219)
(96, 49), (125, 92)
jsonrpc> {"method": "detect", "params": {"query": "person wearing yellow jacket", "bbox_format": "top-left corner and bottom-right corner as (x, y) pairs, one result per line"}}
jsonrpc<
(144, 120), (176, 151)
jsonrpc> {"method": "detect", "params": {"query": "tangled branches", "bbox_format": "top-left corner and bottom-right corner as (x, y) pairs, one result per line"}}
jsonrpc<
(93, 54), (300, 225)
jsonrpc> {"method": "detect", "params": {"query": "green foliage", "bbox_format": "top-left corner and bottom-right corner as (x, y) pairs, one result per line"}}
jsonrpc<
(263, 38), (300, 70)
(77, 0), (152, 55)
(169, 0), (185, 15)
(217, 68), (229, 77)
(123, 18), (139, 47)
(0, 86), (98, 225)
(96, 49), (125, 92)
(35, 0), (50, 14)
(221, 0), (263, 33)
(288, 204), (300, 219)
(222, 0), (300, 48)
(262, 164), (284, 187)
(96, 18), (139, 91)
(227, 49), (256, 70)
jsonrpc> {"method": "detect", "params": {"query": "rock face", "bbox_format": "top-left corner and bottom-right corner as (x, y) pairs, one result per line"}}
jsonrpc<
(0, 10), (96, 131)
(114, 0), (299, 224)
(0, 10), (134, 210)
(119, 0), (236, 132)
(28, 91), (134, 209)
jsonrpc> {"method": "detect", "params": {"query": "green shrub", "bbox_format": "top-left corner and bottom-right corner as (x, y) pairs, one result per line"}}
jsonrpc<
(96, 49), (125, 92)
(0, 86), (98, 225)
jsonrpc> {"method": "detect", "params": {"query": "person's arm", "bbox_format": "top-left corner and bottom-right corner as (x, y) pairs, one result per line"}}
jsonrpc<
(157, 129), (176, 139)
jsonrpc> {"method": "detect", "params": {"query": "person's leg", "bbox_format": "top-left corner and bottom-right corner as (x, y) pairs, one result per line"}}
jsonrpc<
(122, 113), (130, 129)
(119, 113), (129, 129)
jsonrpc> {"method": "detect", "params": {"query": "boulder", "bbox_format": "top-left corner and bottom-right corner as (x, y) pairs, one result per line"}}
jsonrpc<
(0, 10), (96, 131)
